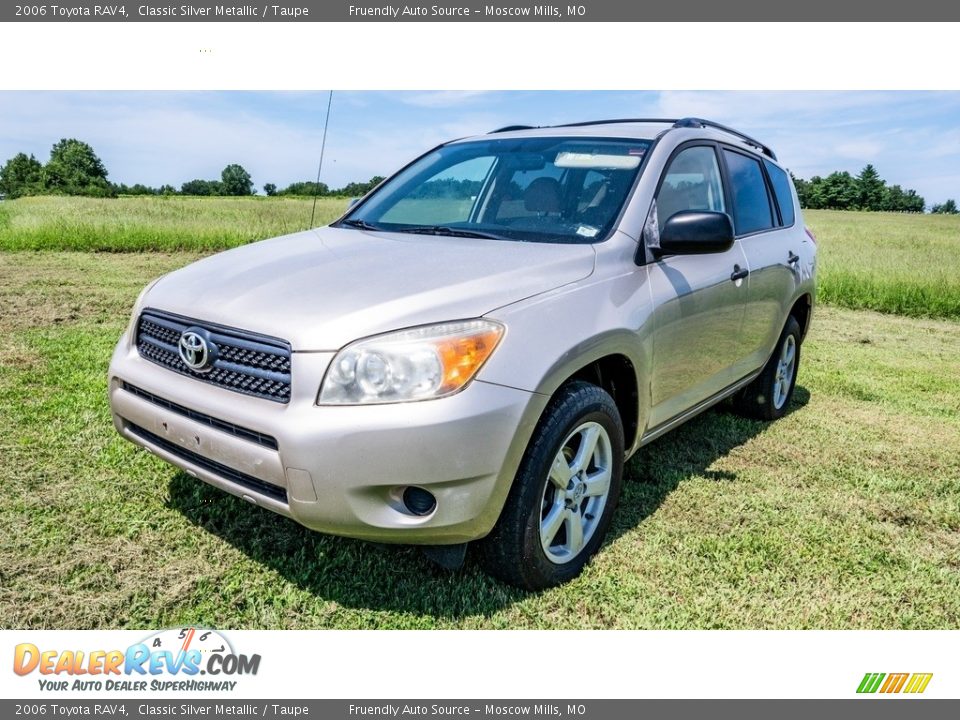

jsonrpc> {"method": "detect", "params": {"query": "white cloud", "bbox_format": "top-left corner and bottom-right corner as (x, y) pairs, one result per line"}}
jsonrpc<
(397, 91), (495, 108)
(834, 140), (885, 161)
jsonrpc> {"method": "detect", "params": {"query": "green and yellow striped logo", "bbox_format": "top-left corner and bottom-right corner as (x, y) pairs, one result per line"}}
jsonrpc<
(857, 673), (933, 694)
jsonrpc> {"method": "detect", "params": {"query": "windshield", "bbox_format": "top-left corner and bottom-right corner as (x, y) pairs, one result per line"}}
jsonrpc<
(338, 136), (651, 244)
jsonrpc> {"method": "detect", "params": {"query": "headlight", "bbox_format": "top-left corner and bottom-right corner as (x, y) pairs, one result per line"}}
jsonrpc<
(318, 320), (504, 405)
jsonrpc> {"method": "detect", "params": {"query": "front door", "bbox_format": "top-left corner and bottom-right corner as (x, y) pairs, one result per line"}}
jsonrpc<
(645, 144), (750, 428)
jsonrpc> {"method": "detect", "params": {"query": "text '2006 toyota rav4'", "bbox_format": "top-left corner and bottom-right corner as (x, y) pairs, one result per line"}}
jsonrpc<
(109, 118), (816, 589)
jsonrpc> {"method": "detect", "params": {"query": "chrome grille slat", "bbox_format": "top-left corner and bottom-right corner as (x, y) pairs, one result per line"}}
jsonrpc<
(136, 310), (292, 403)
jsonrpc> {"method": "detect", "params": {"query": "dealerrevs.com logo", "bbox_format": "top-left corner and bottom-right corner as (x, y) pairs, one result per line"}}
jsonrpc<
(13, 628), (261, 692)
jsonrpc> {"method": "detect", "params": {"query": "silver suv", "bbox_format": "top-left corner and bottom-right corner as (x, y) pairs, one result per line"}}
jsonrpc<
(109, 118), (816, 589)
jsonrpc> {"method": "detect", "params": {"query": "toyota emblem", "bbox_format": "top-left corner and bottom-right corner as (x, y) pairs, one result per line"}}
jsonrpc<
(178, 329), (214, 371)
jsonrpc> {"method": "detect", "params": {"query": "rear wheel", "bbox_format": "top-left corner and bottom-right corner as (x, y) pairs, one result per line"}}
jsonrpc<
(479, 381), (624, 590)
(733, 316), (801, 421)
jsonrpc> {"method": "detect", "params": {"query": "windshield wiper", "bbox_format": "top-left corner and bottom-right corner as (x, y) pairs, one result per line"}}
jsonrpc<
(339, 218), (384, 231)
(393, 225), (504, 240)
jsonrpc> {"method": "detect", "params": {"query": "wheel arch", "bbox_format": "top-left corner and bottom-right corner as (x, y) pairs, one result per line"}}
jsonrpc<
(789, 293), (813, 342)
(531, 330), (647, 455)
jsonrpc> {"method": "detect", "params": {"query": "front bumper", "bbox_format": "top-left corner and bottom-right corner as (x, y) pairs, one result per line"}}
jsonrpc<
(108, 332), (547, 544)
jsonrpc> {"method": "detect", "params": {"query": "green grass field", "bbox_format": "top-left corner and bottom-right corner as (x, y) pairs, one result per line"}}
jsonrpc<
(806, 209), (960, 319)
(1, 251), (958, 629)
(0, 196), (347, 252)
(0, 197), (958, 317)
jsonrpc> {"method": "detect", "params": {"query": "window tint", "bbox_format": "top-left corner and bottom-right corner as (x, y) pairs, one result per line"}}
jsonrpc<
(656, 146), (725, 232)
(349, 137), (649, 244)
(764, 159), (796, 227)
(379, 156), (494, 225)
(723, 149), (774, 235)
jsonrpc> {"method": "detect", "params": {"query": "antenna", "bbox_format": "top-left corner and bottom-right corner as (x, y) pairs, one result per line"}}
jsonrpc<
(309, 90), (334, 228)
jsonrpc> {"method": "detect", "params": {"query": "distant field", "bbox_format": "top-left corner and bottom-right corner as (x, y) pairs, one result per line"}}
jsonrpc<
(0, 198), (958, 318)
(0, 196), (348, 252)
(806, 209), (960, 319)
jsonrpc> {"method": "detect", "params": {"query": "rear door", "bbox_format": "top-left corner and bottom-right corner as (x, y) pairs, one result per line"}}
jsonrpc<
(722, 148), (802, 373)
(646, 143), (750, 429)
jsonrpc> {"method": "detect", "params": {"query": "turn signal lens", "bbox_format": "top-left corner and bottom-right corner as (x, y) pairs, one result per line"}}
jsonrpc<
(318, 320), (504, 405)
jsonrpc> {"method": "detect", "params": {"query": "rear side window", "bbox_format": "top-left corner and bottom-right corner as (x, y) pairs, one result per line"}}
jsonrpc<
(764, 159), (796, 227)
(723, 149), (774, 235)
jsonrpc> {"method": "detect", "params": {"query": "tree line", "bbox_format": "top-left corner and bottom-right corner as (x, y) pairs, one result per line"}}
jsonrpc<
(793, 164), (927, 212)
(0, 138), (385, 200)
(1, 138), (957, 214)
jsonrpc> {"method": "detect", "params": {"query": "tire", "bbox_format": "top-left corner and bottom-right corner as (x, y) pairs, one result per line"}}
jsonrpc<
(733, 315), (801, 421)
(479, 381), (624, 590)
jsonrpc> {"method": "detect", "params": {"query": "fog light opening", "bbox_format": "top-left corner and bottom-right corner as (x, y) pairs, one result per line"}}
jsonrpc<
(402, 486), (437, 516)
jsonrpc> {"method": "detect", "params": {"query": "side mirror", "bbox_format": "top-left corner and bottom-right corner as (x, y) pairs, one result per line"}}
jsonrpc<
(656, 211), (734, 256)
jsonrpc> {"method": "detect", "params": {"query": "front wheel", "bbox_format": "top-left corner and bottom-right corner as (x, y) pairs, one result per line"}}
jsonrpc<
(733, 315), (802, 421)
(478, 381), (624, 590)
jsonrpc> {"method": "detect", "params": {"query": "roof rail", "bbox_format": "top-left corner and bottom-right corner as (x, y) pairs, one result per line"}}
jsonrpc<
(484, 117), (777, 160)
(673, 118), (777, 160)
(553, 118), (679, 128)
(488, 125), (537, 134)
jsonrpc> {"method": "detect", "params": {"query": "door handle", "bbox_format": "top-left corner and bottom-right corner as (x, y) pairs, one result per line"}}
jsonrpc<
(788, 251), (800, 266)
(730, 265), (749, 282)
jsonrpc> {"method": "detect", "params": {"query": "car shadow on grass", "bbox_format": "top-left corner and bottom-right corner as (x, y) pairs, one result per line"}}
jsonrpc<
(165, 387), (810, 622)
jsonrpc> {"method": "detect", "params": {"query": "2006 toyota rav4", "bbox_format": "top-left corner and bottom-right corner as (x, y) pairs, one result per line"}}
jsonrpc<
(109, 118), (816, 589)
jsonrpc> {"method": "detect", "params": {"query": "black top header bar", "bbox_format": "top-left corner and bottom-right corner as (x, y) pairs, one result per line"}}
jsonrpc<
(2, 0), (957, 21)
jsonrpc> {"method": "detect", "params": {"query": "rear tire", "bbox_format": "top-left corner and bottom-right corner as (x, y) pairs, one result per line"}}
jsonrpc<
(733, 315), (801, 421)
(479, 381), (624, 590)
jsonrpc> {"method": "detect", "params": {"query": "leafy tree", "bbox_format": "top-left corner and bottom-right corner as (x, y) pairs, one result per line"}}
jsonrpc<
(817, 171), (858, 210)
(159, 184), (177, 196)
(180, 179), (223, 196)
(278, 181), (329, 196)
(115, 183), (161, 196)
(43, 138), (111, 196)
(932, 199), (958, 214)
(336, 176), (386, 197)
(856, 164), (886, 210)
(0, 152), (43, 198)
(883, 184), (906, 212)
(794, 167), (924, 213)
(901, 189), (925, 213)
(263, 183), (277, 196)
(221, 164), (253, 196)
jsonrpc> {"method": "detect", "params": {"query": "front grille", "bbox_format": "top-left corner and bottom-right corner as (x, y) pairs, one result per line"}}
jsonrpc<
(129, 423), (288, 503)
(136, 309), (292, 403)
(122, 382), (279, 450)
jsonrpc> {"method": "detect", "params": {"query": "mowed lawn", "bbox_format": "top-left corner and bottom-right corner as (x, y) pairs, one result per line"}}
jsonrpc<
(1, 251), (958, 629)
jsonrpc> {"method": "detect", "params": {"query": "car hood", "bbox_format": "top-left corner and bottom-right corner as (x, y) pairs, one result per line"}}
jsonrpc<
(144, 227), (596, 350)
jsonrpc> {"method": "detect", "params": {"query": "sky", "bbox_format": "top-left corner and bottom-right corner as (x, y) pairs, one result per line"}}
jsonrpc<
(1, 90), (958, 204)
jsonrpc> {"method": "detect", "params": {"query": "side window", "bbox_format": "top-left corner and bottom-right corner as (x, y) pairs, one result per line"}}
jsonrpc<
(723, 149), (774, 235)
(764, 159), (796, 227)
(656, 146), (726, 233)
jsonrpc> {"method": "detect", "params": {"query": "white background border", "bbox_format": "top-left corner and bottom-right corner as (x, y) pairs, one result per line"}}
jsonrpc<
(1, 22), (959, 90)
(1, 18), (956, 701)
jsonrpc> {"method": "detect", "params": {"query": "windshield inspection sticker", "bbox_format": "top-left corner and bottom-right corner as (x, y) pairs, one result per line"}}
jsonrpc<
(576, 225), (600, 238)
